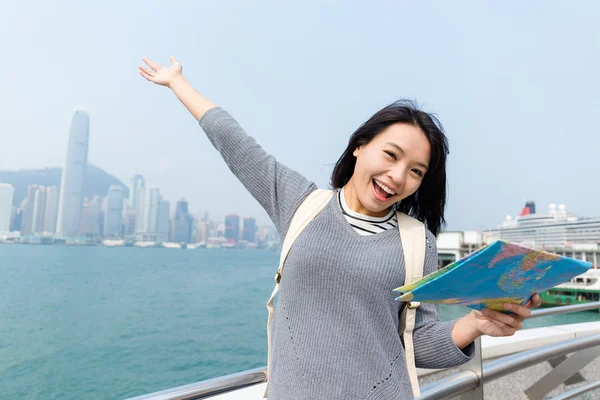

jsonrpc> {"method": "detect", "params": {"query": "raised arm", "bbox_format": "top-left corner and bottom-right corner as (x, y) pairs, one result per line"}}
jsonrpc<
(138, 57), (317, 237)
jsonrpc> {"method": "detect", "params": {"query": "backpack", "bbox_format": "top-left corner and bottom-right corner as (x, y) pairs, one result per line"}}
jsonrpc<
(264, 189), (426, 398)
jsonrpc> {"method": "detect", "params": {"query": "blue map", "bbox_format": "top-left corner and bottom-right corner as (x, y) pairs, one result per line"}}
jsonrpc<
(393, 240), (592, 311)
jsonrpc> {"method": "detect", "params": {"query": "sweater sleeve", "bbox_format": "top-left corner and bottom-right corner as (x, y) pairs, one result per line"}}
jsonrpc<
(411, 230), (475, 369)
(198, 107), (317, 238)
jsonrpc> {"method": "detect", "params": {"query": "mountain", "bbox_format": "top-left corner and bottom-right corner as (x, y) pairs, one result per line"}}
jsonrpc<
(0, 165), (129, 207)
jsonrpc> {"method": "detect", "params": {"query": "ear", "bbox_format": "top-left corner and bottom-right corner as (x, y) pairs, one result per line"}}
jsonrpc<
(353, 146), (362, 157)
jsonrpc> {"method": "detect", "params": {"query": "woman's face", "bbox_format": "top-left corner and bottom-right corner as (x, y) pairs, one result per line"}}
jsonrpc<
(345, 123), (431, 217)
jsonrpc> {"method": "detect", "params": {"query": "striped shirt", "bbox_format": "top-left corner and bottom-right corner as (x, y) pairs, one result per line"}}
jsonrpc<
(338, 187), (398, 235)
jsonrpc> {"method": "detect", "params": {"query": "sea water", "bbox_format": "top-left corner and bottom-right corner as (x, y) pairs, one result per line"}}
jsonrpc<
(0, 245), (597, 399)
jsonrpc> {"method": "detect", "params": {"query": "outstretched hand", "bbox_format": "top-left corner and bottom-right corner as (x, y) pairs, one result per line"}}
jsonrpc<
(474, 294), (542, 337)
(139, 56), (183, 87)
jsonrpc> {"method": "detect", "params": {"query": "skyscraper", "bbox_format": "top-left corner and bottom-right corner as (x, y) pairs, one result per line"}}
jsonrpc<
(31, 186), (47, 234)
(242, 217), (257, 242)
(156, 198), (170, 242)
(56, 108), (90, 238)
(21, 185), (38, 235)
(80, 196), (102, 236)
(225, 214), (240, 242)
(103, 186), (124, 237)
(173, 198), (193, 243)
(130, 175), (145, 206)
(138, 188), (160, 234)
(42, 186), (59, 234)
(0, 184), (14, 233)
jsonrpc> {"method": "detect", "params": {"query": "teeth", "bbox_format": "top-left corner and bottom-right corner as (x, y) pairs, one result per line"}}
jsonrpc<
(375, 179), (396, 195)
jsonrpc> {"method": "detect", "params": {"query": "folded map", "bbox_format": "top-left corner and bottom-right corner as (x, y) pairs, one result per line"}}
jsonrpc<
(393, 240), (592, 311)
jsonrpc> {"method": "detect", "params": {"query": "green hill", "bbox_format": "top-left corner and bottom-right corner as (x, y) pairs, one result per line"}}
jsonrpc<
(0, 165), (129, 207)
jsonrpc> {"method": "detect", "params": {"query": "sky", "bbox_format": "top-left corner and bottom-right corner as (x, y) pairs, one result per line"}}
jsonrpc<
(1, 1), (599, 230)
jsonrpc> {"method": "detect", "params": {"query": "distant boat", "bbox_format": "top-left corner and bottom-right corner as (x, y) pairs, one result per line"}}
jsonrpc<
(103, 239), (124, 247)
(540, 269), (600, 306)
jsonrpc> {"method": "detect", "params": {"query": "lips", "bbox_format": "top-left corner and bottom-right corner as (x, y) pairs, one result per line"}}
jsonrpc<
(372, 179), (394, 202)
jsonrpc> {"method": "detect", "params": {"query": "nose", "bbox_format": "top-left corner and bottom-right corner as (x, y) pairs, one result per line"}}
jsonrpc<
(387, 165), (406, 190)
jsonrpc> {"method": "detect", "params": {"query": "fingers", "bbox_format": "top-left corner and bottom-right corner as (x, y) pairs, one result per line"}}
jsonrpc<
(170, 56), (179, 65)
(139, 68), (154, 82)
(482, 308), (523, 330)
(504, 302), (532, 319)
(142, 57), (161, 72)
(139, 65), (155, 77)
(531, 294), (542, 308)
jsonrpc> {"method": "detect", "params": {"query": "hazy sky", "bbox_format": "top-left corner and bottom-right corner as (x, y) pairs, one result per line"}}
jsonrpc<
(2, 1), (599, 230)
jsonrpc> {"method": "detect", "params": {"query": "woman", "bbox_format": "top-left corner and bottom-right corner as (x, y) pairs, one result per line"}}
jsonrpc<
(139, 57), (541, 399)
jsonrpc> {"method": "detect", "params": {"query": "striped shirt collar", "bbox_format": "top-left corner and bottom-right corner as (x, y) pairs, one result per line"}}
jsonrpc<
(339, 187), (395, 223)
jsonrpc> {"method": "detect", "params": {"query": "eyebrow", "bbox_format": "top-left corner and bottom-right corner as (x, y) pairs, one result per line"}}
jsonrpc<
(386, 142), (429, 170)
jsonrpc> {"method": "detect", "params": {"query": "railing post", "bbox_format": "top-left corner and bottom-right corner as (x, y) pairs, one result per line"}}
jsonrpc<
(455, 336), (484, 400)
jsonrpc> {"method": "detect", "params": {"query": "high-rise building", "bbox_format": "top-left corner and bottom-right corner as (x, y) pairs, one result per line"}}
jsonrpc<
(43, 186), (59, 233)
(138, 188), (160, 234)
(173, 198), (193, 243)
(242, 217), (257, 242)
(225, 214), (240, 242)
(81, 198), (101, 236)
(103, 186), (124, 237)
(194, 220), (207, 243)
(156, 199), (170, 242)
(123, 200), (137, 236)
(21, 185), (39, 235)
(130, 175), (145, 208)
(56, 108), (90, 238)
(0, 184), (14, 233)
(31, 186), (47, 234)
(175, 198), (189, 220)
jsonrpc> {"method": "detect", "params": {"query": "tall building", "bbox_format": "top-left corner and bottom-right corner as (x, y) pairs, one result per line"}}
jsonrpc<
(20, 185), (39, 235)
(81, 196), (101, 236)
(56, 108), (90, 238)
(0, 184), (14, 233)
(43, 186), (59, 233)
(173, 198), (193, 243)
(103, 186), (124, 237)
(123, 200), (137, 236)
(242, 217), (257, 242)
(31, 186), (47, 234)
(156, 198), (170, 241)
(194, 220), (207, 243)
(137, 188), (160, 234)
(225, 214), (240, 242)
(130, 175), (145, 208)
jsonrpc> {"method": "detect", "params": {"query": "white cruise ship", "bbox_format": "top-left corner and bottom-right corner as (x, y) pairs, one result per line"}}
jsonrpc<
(482, 201), (600, 268)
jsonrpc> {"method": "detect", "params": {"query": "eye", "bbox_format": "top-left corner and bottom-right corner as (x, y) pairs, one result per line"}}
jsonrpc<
(412, 168), (424, 177)
(384, 150), (397, 160)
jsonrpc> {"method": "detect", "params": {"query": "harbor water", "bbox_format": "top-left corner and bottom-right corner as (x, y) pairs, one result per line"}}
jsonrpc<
(1, 245), (598, 400)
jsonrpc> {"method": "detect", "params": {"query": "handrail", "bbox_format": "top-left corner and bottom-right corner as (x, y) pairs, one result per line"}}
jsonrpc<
(417, 334), (600, 399)
(550, 380), (600, 400)
(126, 367), (266, 400)
(127, 302), (600, 400)
(529, 301), (600, 318)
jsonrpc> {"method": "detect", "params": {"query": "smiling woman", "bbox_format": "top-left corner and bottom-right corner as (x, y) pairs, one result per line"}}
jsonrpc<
(138, 56), (541, 400)
(330, 100), (447, 233)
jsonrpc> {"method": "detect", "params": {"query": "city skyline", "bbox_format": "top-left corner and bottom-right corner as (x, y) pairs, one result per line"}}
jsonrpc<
(2, 2), (600, 231)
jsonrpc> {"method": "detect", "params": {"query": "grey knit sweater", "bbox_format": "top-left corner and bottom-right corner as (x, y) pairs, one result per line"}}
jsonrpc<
(199, 108), (474, 400)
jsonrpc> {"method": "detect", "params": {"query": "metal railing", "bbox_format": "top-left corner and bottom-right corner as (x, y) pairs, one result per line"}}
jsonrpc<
(127, 301), (600, 400)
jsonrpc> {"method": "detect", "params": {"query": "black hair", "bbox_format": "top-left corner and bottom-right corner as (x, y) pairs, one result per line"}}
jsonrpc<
(330, 99), (449, 236)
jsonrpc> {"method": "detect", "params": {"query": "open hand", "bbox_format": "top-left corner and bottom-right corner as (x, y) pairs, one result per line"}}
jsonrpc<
(473, 294), (542, 337)
(139, 56), (183, 87)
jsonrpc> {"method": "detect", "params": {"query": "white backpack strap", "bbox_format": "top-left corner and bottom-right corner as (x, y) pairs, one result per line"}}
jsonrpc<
(397, 212), (426, 398)
(264, 189), (334, 398)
